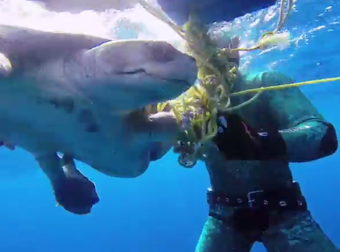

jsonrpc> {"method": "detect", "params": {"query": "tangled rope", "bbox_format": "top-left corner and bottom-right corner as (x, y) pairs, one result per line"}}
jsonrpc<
(137, 0), (340, 162)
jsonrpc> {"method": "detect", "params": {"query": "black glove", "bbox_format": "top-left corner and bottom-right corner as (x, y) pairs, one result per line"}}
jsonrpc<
(53, 176), (100, 215)
(213, 113), (287, 160)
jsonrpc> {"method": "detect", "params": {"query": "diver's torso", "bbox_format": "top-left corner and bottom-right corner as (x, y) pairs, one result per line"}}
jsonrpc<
(204, 150), (293, 195)
(204, 75), (294, 194)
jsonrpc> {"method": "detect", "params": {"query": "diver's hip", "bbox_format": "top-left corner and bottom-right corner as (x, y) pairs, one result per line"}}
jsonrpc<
(207, 182), (307, 217)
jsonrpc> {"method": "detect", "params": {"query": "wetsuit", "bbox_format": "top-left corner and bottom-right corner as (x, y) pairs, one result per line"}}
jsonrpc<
(195, 71), (339, 252)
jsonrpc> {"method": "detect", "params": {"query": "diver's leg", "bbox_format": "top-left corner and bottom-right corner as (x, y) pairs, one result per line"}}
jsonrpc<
(262, 210), (340, 252)
(195, 216), (253, 252)
(35, 152), (99, 215)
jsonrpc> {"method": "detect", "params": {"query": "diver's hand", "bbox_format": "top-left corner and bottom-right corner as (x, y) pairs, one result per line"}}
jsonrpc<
(213, 113), (260, 158)
(53, 176), (99, 215)
(173, 141), (198, 168)
(145, 111), (179, 142)
(214, 113), (286, 160)
(217, 113), (258, 141)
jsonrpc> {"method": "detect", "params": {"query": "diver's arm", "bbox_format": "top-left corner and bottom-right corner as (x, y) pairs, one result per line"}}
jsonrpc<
(147, 112), (182, 161)
(147, 111), (179, 143)
(130, 110), (178, 161)
(257, 71), (338, 162)
(214, 72), (337, 162)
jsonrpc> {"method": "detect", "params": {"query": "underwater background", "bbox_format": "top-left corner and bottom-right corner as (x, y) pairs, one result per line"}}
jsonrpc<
(0, 0), (339, 251)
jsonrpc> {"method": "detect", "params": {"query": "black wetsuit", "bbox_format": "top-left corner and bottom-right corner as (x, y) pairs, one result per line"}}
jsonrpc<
(195, 71), (339, 252)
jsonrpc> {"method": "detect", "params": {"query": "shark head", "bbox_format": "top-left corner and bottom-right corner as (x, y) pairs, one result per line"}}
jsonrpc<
(79, 40), (198, 111)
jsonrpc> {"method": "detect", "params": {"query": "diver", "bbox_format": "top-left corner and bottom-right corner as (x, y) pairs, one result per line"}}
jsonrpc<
(173, 40), (339, 251)
(18, 7), (339, 250)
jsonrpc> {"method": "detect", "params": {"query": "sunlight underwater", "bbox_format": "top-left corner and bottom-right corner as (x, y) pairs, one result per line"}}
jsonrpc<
(0, 0), (330, 80)
(0, 0), (295, 57)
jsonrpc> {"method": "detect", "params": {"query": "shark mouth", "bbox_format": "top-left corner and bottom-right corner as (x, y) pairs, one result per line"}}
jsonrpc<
(116, 68), (192, 87)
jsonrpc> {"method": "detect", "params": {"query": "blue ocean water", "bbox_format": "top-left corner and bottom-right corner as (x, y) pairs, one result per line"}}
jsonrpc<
(0, 0), (339, 251)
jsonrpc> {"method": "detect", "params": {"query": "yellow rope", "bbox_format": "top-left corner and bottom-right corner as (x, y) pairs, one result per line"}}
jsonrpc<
(226, 91), (262, 111)
(136, 1), (231, 115)
(137, 0), (185, 39)
(230, 77), (340, 97)
(231, 0), (294, 52)
(275, 0), (293, 32)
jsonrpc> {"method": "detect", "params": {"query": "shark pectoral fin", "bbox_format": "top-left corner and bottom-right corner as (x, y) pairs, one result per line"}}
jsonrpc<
(0, 52), (12, 77)
(4, 142), (15, 150)
(34, 152), (66, 184)
(61, 154), (87, 180)
(0, 141), (15, 150)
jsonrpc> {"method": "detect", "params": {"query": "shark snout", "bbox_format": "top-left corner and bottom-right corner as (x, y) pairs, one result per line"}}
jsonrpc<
(143, 41), (198, 87)
(187, 55), (198, 84)
(176, 52), (198, 85)
(151, 43), (196, 70)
